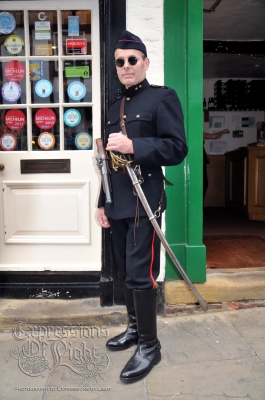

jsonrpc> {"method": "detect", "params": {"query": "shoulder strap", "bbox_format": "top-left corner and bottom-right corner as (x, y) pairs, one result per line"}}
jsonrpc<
(119, 97), (128, 137)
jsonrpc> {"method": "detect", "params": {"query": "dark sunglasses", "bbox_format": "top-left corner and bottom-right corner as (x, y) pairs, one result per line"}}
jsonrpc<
(114, 56), (139, 68)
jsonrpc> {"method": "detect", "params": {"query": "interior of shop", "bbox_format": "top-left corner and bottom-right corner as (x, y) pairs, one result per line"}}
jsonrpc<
(203, 0), (265, 268)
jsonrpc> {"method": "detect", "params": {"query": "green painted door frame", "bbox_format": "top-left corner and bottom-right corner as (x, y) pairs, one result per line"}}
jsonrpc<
(164, 0), (206, 282)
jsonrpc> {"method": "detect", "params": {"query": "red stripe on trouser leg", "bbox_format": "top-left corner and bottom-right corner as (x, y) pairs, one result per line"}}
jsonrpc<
(150, 229), (157, 289)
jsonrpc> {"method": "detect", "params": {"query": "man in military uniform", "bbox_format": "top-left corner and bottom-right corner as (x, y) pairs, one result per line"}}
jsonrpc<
(97, 30), (187, 383)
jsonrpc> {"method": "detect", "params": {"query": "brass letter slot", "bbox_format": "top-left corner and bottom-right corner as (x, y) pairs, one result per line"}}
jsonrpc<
(21, 159), (71, 174)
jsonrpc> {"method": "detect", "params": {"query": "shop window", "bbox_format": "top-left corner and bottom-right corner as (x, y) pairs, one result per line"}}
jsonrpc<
(0, 8), (94, 152)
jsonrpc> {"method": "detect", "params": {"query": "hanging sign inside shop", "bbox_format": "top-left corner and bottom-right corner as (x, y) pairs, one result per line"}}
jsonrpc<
(4, 35), (24, 56)
(0, 133), (17, 151)
(4, 61), (25, 83)
(2, 82), (21, 102)
(67, 81), (86, 101)
(75, 132), (92, 150)
(66, 39), (87, 55)
(0, 12), (16, 34)
(4, 109), (26, 131)
(35, 21), (51, 40)
(35, 79), (53, 98)
(38, 132), (55, 150)
(35, 108), (56, 130)
(64, 109), (81, 127)
(29, 61), (43, 81)
(68, 16), (79, 36)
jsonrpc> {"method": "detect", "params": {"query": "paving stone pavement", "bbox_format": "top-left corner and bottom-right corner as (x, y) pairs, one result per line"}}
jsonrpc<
(1, 307), (265, 400)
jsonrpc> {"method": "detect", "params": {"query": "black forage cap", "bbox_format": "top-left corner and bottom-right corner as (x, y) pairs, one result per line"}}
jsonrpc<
(115, 30), (147, 57)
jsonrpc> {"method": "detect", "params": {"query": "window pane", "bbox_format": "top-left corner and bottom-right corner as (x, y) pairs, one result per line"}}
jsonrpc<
(0, 108), (27, 151)
(0, 11), (25, 57)
(61, 10), (91, 56)
(64, 107), (92, 150)
(0, 60), (26, 105)
(30, 60), (59, 104)
(63, 60), (92, 103)
(28, 11), (58, 57)
(32, 107), (60, 151)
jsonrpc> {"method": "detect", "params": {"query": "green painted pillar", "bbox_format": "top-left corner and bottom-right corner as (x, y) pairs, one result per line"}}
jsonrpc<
(164, 0), (206, 282)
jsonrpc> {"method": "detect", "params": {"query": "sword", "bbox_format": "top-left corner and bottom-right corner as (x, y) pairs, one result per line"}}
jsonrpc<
(125, 163), (208, 312)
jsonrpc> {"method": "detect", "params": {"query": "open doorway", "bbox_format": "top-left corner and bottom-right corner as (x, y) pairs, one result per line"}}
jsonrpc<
(203, 0), (265, 269)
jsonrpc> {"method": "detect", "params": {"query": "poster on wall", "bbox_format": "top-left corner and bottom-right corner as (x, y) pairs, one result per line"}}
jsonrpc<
(210, 140), (227, 154)
(209, 116), (225, 129)
(68, 16), (79, 36)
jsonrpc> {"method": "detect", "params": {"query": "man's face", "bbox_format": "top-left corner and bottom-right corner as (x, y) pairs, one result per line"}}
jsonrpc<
(115, 49), (150, 89)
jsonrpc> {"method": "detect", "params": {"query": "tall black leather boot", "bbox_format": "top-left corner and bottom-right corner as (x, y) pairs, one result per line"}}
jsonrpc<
(106, 282), (138, 351)
(120, 287), (161, 383)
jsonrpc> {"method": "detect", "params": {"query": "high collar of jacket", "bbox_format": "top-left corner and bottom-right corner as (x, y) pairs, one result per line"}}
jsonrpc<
(123, 78), (149, 98)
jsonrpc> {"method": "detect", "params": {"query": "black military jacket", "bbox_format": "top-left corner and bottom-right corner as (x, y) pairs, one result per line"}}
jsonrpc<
(98, 79), (188, 220)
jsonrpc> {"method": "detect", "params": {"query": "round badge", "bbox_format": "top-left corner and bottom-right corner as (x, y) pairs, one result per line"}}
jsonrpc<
(0, 12), (16, 34)
(38, 132), (55, 150)
(0, 134), (17, 151)
(4, 109), (26, 131)
(67, 82), (86, 101)
(35, 108), (56, 130)
(75, 132), (92, 150)
(4, 61), (25, 83)
(4, 35), (24, 56)
(2, 82), (21, 102)
(64, 109), (81, 127)
(35, 80), (53, 98)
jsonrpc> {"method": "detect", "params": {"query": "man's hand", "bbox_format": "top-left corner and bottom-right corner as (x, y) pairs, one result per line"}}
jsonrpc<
(106, 132), (134, 154)
(97, 207), (110, 228)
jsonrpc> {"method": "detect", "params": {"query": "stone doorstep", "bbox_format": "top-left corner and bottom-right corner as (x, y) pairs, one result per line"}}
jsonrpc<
(164, 267), (265, 314)
(1, 268), (265, 330)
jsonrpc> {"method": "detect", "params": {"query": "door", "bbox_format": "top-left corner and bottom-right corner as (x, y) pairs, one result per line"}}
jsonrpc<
(0, 1), (101, 272)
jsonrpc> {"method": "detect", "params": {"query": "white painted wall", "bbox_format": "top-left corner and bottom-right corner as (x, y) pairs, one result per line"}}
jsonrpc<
(204, 78), (265, 154)
(127, 0), (166, 282)
(126, 0), (164, 85)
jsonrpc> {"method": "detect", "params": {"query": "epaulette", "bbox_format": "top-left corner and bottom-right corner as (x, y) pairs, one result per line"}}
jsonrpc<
(150, 84), (168, 89)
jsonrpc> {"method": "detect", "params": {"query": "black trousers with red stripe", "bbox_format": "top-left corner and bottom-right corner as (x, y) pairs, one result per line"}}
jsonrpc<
(109, 215), (162, 290)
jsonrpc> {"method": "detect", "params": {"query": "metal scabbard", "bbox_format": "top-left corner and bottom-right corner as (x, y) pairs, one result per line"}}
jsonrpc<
(125, 163), (208, 312)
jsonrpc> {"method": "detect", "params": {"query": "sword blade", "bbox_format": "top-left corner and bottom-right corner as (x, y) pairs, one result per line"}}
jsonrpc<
(125, 164), (208, 312)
